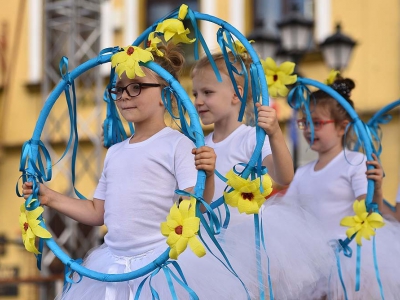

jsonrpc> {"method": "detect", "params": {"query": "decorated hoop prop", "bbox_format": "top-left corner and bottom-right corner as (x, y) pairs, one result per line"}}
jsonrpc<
(287, 77), (388, 299)
(16, 4), (274, 299)
(19, 52), (207, 280)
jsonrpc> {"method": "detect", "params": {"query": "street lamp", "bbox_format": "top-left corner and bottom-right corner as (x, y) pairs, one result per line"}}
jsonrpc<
(276, 4), (314, 65)
(274, 4), (314, 170)
(246, 20), (280, 59)
(319, 23), (357, 71)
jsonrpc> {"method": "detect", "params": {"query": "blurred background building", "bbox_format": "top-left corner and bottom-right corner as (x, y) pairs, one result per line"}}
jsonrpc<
(0, 0), (398, 299)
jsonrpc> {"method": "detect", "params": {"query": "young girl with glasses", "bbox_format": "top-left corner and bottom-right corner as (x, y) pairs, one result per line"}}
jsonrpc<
(22, 43), (256, 300)
(285, 76), (400, 299)
(191, 50), (337, 299)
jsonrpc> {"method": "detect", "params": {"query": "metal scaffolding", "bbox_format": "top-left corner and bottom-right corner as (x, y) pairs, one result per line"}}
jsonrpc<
(41, 0), (103, 286)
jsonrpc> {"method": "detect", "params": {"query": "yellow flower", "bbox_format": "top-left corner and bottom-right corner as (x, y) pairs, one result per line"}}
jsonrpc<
(19, 201), (52, 254)
(324, 69), (340, 85)
(145, 32), (164, 57)
(340, 199), (385, 246)
(224, 170), (273, 214)
(155, 4), (196, 45)
(261, 57), (297, 97)
(161, 198), (205, 259)
(233, 39), (253, 56)
(111, 46), (154, 79)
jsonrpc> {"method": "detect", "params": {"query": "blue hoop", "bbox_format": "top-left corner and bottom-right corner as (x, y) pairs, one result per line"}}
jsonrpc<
(133, 10), (270, 182)
(288, 78), (387, 298)
(18, 6), (271, 286)
(21, 53), (207, 282)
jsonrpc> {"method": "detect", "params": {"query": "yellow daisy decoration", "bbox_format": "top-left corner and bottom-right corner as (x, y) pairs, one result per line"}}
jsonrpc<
(111, 46), (154, 79)
(224, 170), (273, 214)
(233, 39), (253, 57)
(324, 69), (340, 85)
(340, 199), (385, 246)
(161, 198), (206, 260)
(155, 4), (196, 45)
(145, 32), (164, 57)
(261, 57), (297, 97)
(19, 200), (52, 254)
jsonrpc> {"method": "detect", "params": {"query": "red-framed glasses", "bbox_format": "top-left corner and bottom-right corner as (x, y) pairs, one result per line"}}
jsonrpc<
(297, 119), (335, 130)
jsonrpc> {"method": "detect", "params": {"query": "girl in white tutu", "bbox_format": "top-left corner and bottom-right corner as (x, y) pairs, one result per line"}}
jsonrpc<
(285, 75), (400, 299)
(191, 50), (337, 299)
(22, 42), (256, 300)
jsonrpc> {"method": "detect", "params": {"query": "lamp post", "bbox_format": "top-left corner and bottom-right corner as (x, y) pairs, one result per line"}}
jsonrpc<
(246, 20), (281, 60)
(319, 23), (357, 72)
(247, 5), (356, 171)
(275, 4), (314, 170)
(276, 4), (314, 71)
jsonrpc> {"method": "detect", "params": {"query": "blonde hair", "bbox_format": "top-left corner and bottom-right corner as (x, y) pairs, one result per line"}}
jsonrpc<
(191, 51), (255, 125)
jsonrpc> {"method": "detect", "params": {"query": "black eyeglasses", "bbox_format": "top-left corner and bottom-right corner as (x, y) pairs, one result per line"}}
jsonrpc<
(109, 82), (161, 101)
(297, 119), (335, 131)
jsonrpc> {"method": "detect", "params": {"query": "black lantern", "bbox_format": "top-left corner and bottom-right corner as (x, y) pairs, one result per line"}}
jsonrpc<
(247, 20), (280, 59)
(276, 4), (314, 58)
(319, 23), (357, 71)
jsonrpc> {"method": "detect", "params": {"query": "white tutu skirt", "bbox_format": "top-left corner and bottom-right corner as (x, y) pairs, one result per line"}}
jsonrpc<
(328, 217), (400, 300)
(58, 238), (258, 299)
(209, 194), (338, 300)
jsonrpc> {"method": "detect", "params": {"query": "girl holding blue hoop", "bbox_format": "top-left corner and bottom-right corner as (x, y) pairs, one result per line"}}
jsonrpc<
(191, 50), (338, 299)
(285, 75), (400, 299)
(22, 43), (254, 299)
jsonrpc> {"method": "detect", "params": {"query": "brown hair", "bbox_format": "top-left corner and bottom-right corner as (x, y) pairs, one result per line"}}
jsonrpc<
(153, 43), (185, 86)
(310, 76), (355, 124)
(191, 51), (255, 125)
(310, 76), (356, 146)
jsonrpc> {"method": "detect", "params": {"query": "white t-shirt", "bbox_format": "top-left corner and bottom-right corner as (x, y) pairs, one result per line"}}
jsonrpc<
(205, 124), (272, 225)
(285, 150), (367, 239)
(94, 127), (197, 256)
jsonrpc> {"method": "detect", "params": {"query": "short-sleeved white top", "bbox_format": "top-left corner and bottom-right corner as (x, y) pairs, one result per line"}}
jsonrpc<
(94, 127), (197, 256)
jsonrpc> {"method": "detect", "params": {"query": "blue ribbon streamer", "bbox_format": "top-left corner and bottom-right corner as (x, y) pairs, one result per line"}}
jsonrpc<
(216, 28), (249, 122)
(63, 258), (83, 293)
(287, 83), (315, 144)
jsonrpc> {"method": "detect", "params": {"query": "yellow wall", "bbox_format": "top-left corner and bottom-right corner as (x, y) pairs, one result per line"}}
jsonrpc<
(330, 0), (400, 203)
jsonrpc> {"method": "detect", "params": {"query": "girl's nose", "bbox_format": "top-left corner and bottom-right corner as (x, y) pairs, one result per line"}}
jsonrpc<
(194, 96), (203, 107)
(120, 89), (130, 101)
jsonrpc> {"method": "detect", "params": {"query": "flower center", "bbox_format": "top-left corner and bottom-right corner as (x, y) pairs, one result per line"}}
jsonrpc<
(24, 222), (29, 231)
(241, 192), (254, 201)
(127, 47), (134, 55)
(147, 40), (151, 47)
(273, 74), (278, 81)
(175, 225), (183, 235)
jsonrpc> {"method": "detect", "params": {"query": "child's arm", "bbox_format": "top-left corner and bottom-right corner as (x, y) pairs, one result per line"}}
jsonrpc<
(363, 154), (400, 220)
(22, 181), (105, 226)
(356, 153), (388, 214)
(192, 146), (216, 204)
(256, 103), (294, 186)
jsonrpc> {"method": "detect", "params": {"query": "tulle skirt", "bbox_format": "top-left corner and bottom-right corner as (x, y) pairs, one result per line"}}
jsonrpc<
(58, 237), (258, 299)
(211, 194), (338, 300)
(327, 216), (400, 300)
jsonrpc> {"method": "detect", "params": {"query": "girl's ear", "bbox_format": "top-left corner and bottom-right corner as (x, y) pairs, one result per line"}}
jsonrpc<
(232, 85), (243, 105)
(338, 119), (350, 135)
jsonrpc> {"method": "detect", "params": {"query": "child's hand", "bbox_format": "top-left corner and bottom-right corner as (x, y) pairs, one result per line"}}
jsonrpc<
(366, 153), (384, 191)
(192, 146), (216, 178)
(22, 181), (49, 206)
(256, 103), (280, 136)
